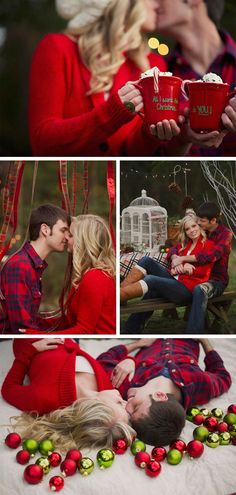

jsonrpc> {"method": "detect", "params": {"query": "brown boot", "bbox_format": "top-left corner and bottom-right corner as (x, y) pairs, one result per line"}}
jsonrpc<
(120, 282), (143, 304)
(120, 266), (145, 288)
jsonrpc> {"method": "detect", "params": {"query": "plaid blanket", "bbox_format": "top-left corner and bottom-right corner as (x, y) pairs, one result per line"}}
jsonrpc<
(120, 249), (169, 280)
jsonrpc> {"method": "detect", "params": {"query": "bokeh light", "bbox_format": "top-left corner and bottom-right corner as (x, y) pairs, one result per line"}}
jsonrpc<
(148, 37), (159, 49)
(158, 44), (169, 56)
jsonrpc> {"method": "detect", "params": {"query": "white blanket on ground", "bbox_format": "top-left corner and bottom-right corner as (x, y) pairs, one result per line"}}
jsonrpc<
(0, 338), (236, 495)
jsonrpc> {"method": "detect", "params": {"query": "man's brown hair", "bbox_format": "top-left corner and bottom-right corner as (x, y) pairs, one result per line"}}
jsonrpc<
(29, 204), (70, 240)
(204, 0), (225, 26)
(130, 394), (186, 446)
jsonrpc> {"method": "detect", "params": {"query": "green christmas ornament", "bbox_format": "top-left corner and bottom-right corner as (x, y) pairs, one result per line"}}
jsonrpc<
(223, 413), (236, 426)
(229, 424), (236, 437)
(219, 432), (231, 446)
(38, 439), (55, 456)
(200, 408), (211, 418)
(206, 433), (220, 448)
(96, 449), (115, 469)
(23, 439), (39, 456)
(193, 426), (209, 443)
(167, 449), (182, 465)
(211, 408), (223, 419)
(130, 439), (146, 455)
(79, 457), (94, 476)
(186, 407), (200, 422)
(35, 457), (51, 474)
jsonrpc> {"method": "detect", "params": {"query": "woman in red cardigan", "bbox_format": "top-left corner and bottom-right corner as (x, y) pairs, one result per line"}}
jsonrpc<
(1, 338), (135, 451)
(22, 215), (116, 335)
(120, 213), (215, 303)
(28, 0), (194, 157)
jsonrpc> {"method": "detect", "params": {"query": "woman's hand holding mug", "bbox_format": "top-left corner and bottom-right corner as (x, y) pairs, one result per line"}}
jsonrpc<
(118, 82), (143, 113)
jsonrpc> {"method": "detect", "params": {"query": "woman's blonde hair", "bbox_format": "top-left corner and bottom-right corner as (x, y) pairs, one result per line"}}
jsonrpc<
(66, 0), (149, 93)
(178, 213), (206, 250)
(11, 398), (136, 452)
(71, 214), (115, 286)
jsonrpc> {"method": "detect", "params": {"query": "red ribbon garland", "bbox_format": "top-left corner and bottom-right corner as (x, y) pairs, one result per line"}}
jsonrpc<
(0, 161), (25, 262)
(107, 161), (116, 250)
(82, 161), (89, 214)
(58, 161), (71, 214)
(71, 162), (78, 217)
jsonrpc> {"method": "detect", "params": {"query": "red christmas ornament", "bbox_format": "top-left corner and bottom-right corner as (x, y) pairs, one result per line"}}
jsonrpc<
(204, 417), (218, 432)
(217, 422), (228, 433)
(151, 446), (167, 462)
(16, 450), (31, 465)
(228, 404), (236, 415)
(49, 476), (65, 492)
(135, 452), (151, 468)
(48, 452), (62, 467)
(193, 414), (204, 425)
(145, 460), (162, 478)
(112, 438), (128, 455)
(187, 440), (204, 459)
(65, 449), (82, 463)
(23, 464), (44, 484)
(169, 439), (187, 453)
(60, 459), (77, 477)
(5, 432), (21, 449)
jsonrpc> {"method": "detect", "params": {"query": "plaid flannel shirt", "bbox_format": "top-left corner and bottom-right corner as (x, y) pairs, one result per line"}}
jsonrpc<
(168, 30), (236, 156)
(0, 242), (47, 334)
(168, 224), (232, 287)
(97, 339), (231, 410)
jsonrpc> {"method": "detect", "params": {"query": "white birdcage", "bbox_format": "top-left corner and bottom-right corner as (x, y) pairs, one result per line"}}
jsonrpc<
(121, 190), (167, 249)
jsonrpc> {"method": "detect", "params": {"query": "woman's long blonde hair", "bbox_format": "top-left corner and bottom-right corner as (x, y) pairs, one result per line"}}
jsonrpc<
(11, 398), (135, 452)
(72, 214), (115, 286)
(178, 213), (206, 251)
(66, 0), (149, 93)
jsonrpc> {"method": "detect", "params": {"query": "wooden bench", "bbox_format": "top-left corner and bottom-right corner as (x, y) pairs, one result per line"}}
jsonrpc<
(120, 290), (236, 333)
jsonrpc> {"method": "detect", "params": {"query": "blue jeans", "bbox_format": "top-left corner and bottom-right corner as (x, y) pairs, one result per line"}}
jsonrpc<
(124, 257), (192, 334)
(186, 280), (225, 334)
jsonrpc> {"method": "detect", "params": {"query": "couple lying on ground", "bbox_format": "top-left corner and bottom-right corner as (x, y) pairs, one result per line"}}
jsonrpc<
(1, 337), (231, 450)
(0, 204), (116, 335)
(121, 201), (232, 334)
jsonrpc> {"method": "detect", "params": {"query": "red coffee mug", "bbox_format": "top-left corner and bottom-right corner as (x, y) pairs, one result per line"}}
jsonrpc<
(134, 75), (183, 125)
(183, 81), (236, 132)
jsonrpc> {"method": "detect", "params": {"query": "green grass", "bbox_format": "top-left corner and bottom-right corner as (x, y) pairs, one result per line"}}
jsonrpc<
(120, 253), (236, 335)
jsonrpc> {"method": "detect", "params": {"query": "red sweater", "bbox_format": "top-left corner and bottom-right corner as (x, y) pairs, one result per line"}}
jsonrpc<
(174, 237), (215, 291)
(1, 339), (113, 415)
(28, 33), (166, 156)
(23, 269), (116, 335)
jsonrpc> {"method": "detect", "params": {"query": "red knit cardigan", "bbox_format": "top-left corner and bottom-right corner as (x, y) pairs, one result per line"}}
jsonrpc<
(23, 269), (116, 335)
(1, 339), (113, 415)
(28, 33), (166, 156)
(173, 236), (215, 291)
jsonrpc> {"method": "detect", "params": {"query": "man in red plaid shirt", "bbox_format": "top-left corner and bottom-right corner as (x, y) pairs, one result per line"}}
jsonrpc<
(171, 202), (233, 333)
(97, 338), (232, 446)
(155, 0), (236, 156)
(0, 204), (70, 334)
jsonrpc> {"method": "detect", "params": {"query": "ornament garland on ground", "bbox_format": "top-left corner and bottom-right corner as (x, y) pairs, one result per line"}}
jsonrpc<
(3, 404), (236, 490)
